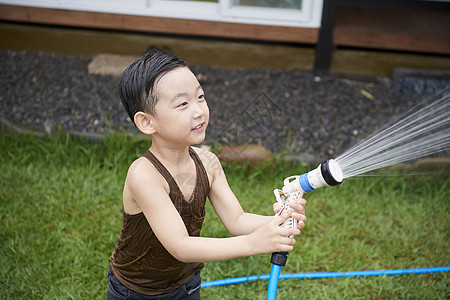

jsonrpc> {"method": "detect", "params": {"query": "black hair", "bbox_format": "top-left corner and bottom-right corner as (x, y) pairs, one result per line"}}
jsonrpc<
(117, 47), (187, 125)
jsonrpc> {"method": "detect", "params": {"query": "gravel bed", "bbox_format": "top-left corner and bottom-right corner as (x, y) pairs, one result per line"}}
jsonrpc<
(0, 50), (440, 163)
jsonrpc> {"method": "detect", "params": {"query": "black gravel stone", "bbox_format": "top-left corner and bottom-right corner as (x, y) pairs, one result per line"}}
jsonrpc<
(1, 50), (438, 163)
(392, 68), (450, 96)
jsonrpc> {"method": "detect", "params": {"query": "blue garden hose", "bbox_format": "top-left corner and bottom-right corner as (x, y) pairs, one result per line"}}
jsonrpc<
(266, 264), (281, 300)
(266, 252), (289, 299)
(267, 264), (282, 300)
(201, 266), (450, 288)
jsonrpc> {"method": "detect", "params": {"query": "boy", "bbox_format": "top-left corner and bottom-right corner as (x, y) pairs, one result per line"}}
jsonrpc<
(107, 48), (307, 299)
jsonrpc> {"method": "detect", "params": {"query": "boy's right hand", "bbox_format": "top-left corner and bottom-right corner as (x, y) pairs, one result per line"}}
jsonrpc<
(247, 211), (301, 255)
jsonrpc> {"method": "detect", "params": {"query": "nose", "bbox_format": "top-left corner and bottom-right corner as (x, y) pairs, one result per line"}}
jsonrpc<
(192, 101), (206, 119)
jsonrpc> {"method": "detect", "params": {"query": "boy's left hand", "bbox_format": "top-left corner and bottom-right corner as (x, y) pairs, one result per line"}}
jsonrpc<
(273, 197), (307, 230)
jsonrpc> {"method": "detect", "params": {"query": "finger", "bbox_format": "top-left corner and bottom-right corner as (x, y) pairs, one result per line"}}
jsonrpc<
(279, 236), (297, 246)
(291, 197), (307, 208)
(279, 244), (294, 252)
(279, 226), (301, 237)
(288, 227), (301, 236)
(299, 198), (307, 207)
(280, 210), (292, 219)
(275, 210), (293, 224)
(273, 202), (281, 213)
(289, 199), (306, 213)
(296, 219), (306, 229)
(292, 212), (307, 223)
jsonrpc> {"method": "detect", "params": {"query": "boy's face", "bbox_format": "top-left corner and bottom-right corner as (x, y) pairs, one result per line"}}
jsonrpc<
(151, 67), (209, 146)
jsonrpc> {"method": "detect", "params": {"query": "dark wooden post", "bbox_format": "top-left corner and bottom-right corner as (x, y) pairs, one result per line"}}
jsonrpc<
(313, 0), (339, 74)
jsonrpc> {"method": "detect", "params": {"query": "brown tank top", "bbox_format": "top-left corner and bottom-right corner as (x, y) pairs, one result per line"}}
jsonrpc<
(109, 147), (210, 296)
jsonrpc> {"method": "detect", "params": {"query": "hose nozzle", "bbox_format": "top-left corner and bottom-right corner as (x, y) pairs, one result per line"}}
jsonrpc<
(271, 160), (343, 270)
(281, 159), (343, 195)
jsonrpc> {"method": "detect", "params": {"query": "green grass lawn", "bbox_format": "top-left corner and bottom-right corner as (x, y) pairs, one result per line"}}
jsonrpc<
(0, 130), (448, 299)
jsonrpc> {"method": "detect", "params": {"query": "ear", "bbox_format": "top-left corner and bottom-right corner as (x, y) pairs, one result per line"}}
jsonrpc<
(134, 111), (156, 135)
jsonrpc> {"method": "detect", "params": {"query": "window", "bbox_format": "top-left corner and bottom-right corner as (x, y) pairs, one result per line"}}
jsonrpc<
(220, 0), (318, 25)
(0, 0), (323, 27)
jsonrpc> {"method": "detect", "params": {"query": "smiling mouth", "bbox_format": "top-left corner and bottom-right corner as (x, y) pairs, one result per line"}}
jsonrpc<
(192, 123), (204, 131)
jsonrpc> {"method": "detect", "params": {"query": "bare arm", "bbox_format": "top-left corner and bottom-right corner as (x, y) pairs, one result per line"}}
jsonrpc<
(205, 151), (306, 236)
(125, 158), (300, 263)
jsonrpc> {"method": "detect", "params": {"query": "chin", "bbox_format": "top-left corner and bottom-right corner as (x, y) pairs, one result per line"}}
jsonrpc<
(191, 133), (206, 145)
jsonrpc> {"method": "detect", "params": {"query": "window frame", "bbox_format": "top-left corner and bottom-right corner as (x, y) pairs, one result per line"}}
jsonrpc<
(0, 0), (323, 27)
(220, 0), (315, 24)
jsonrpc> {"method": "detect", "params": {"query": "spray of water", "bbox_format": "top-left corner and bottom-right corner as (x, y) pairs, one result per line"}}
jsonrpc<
(336, 92), (450, 179)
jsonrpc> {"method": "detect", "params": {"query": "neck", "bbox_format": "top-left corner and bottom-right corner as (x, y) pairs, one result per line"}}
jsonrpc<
(149, 142), (191, 167)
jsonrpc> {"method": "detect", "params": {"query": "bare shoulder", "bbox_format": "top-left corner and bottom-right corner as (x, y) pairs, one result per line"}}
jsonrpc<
(123, 156), (169, 214)
(191, 146), (224, 182)
(127, 156), (167, 190)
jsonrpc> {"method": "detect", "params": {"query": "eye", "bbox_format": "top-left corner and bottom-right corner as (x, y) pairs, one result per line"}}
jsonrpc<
(198, 94), (205, 101)
(177, 101), (188, 108)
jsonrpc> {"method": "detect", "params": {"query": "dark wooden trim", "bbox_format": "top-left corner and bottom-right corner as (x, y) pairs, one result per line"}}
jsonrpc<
(313, 0), (338, 73)
(334, 27), (450, 55)
(0, 4), (319, 44)
(334, 6), (450, 55)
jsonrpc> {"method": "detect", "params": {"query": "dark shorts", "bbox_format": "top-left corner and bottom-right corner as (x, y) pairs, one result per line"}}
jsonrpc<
(106, 269), (201, 300)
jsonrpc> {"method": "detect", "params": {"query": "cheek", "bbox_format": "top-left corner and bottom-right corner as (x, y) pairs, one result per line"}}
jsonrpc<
(203, 103), (210, 120)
